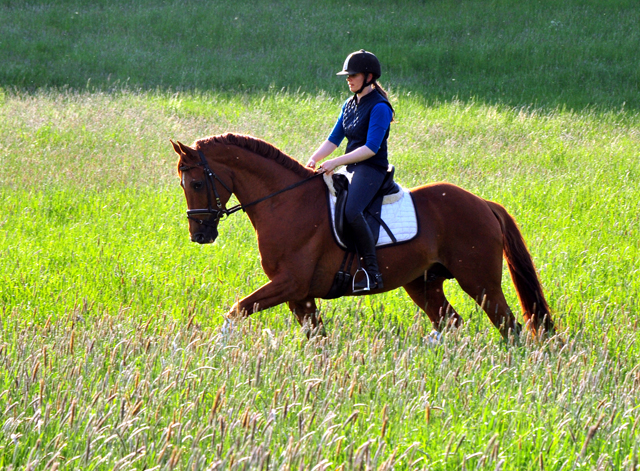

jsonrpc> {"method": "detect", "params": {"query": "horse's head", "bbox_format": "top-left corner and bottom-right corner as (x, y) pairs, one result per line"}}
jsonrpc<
(171, 140), (233, 244)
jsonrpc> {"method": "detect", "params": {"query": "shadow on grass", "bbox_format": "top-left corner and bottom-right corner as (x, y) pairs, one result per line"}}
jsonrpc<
(1, 0), (638, 112)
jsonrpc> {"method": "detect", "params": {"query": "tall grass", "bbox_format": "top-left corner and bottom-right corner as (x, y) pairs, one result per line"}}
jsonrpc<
(3, 302), (640, 470)
(2, 86), (639, 469)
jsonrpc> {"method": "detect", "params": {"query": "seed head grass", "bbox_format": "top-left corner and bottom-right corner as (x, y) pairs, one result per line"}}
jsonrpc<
(2, 307), (640, 469)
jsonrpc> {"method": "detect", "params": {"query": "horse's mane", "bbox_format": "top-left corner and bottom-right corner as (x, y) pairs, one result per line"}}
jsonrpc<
(196, 133), (314, 179)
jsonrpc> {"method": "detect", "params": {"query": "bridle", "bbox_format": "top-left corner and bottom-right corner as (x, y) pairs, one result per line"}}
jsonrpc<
(180, 149), (322, 227)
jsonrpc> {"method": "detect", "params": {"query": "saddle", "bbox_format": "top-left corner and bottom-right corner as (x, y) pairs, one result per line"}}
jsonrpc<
(329, 165), (402, 251)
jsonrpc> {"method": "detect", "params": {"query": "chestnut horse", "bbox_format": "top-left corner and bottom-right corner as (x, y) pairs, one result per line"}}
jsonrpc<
(171, 133), (555, 339)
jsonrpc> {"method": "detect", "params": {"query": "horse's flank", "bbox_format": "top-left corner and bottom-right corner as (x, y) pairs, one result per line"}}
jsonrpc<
(196, 133), (314, 180)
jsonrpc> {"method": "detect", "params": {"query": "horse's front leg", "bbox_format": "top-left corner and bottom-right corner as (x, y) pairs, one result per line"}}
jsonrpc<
(288, 298), (325, 338)
(226, 275), (304, 320)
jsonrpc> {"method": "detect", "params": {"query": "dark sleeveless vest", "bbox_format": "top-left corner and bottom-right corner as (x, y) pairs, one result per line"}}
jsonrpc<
(342, 90), (392, 169)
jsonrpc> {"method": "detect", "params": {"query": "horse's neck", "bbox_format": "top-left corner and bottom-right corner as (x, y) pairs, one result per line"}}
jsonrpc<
(228, 149), (311, 216)
(224, 148), (326, 254)
(225, 149), (312, 228)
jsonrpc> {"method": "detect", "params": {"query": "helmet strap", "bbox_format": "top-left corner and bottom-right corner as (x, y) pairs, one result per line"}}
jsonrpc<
(354, 75), (376, 96)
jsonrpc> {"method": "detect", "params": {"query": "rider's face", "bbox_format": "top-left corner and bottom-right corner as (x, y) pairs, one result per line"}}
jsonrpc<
(347, 73), (365, 93)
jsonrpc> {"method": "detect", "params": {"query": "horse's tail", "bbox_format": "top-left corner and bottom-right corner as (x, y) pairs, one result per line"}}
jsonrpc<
(486, 200), (555, 335)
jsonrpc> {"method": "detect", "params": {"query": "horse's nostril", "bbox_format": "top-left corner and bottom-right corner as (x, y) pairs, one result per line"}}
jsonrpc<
(193, 233), (206, 244)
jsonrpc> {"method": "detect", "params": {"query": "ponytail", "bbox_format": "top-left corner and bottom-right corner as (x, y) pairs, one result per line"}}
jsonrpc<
(372, 80), (388, 99)
(372, 80), (395, 121)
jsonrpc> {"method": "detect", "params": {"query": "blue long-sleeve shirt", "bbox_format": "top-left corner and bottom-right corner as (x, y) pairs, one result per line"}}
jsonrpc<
(327, 102), (393, 154)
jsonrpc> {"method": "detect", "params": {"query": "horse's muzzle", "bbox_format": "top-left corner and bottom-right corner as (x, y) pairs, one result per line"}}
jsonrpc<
(191, 229), (218, 244)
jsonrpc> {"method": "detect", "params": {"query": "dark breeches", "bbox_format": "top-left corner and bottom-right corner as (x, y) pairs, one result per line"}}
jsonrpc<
(344, 163), (386, 223)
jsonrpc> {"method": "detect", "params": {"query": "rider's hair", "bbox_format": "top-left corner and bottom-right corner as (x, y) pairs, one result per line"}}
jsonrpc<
(372, 80), (395, 120)
(373, 80), (389, 99)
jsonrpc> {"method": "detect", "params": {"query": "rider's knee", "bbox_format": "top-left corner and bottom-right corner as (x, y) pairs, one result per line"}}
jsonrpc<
(345, 209), (364, 225)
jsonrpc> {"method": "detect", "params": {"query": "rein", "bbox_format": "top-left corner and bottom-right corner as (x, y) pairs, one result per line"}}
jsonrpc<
(181, 149), (322, 226)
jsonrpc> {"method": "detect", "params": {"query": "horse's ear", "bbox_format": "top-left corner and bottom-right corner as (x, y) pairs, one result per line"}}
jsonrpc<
(170, 139), (183, 155)
(170, 139), (194, 156)
(170, 139), (199, 165)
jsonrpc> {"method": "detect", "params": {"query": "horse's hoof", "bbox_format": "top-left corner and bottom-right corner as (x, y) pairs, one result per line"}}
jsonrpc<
(303, 323), (326, 340)
(221, 317), (236, 336)
(263, 328), (277, 348)
(427, 330), (443, 345)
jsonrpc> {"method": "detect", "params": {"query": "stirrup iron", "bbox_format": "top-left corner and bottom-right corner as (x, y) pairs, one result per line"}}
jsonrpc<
(352, 268), (372, 293)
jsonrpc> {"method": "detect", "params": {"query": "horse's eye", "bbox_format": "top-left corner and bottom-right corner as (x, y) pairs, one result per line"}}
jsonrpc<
(192, 181), (203, 190)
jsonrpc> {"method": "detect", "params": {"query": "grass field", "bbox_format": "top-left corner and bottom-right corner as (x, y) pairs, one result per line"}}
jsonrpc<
(2, 0), (639, 109)
(1, 1), (640, 469)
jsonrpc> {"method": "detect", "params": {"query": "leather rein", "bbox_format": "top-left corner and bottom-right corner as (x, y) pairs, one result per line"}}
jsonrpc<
(180, 149), (322, 227)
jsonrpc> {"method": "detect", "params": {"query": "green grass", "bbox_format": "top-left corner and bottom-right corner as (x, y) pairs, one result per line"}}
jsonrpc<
(2, 90), (638, 328)
(1, 90), (639, 469)
(1, 0), (640, 469)
(1, 0), (639, 109)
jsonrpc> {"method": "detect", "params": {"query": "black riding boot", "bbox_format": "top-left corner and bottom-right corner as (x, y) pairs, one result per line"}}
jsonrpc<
(349, 213), (384, 292)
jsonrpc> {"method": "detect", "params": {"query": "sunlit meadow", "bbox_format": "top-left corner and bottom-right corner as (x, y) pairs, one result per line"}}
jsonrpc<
(1, 0), (640, 469)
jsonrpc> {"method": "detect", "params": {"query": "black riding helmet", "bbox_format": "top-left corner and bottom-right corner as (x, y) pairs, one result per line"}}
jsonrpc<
(337, 49), (382, 78)
(337, 50), (381, 94)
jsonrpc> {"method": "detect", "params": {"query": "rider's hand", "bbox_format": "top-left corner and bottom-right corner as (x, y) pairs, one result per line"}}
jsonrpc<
(319, 159), (338, 175)
(306, 158), (316, 169)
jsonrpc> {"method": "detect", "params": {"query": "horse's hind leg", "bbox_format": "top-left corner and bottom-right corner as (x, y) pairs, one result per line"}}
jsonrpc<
(288, 298), (326, 337)
(453, 264), (521, 339)
(403, 274), (463, 331)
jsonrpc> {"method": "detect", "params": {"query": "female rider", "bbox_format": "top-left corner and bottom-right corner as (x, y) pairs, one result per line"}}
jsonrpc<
(306, 49), (394, 292)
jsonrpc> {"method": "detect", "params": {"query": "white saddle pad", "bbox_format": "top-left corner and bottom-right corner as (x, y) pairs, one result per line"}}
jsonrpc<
(323, 170), (419, 248)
